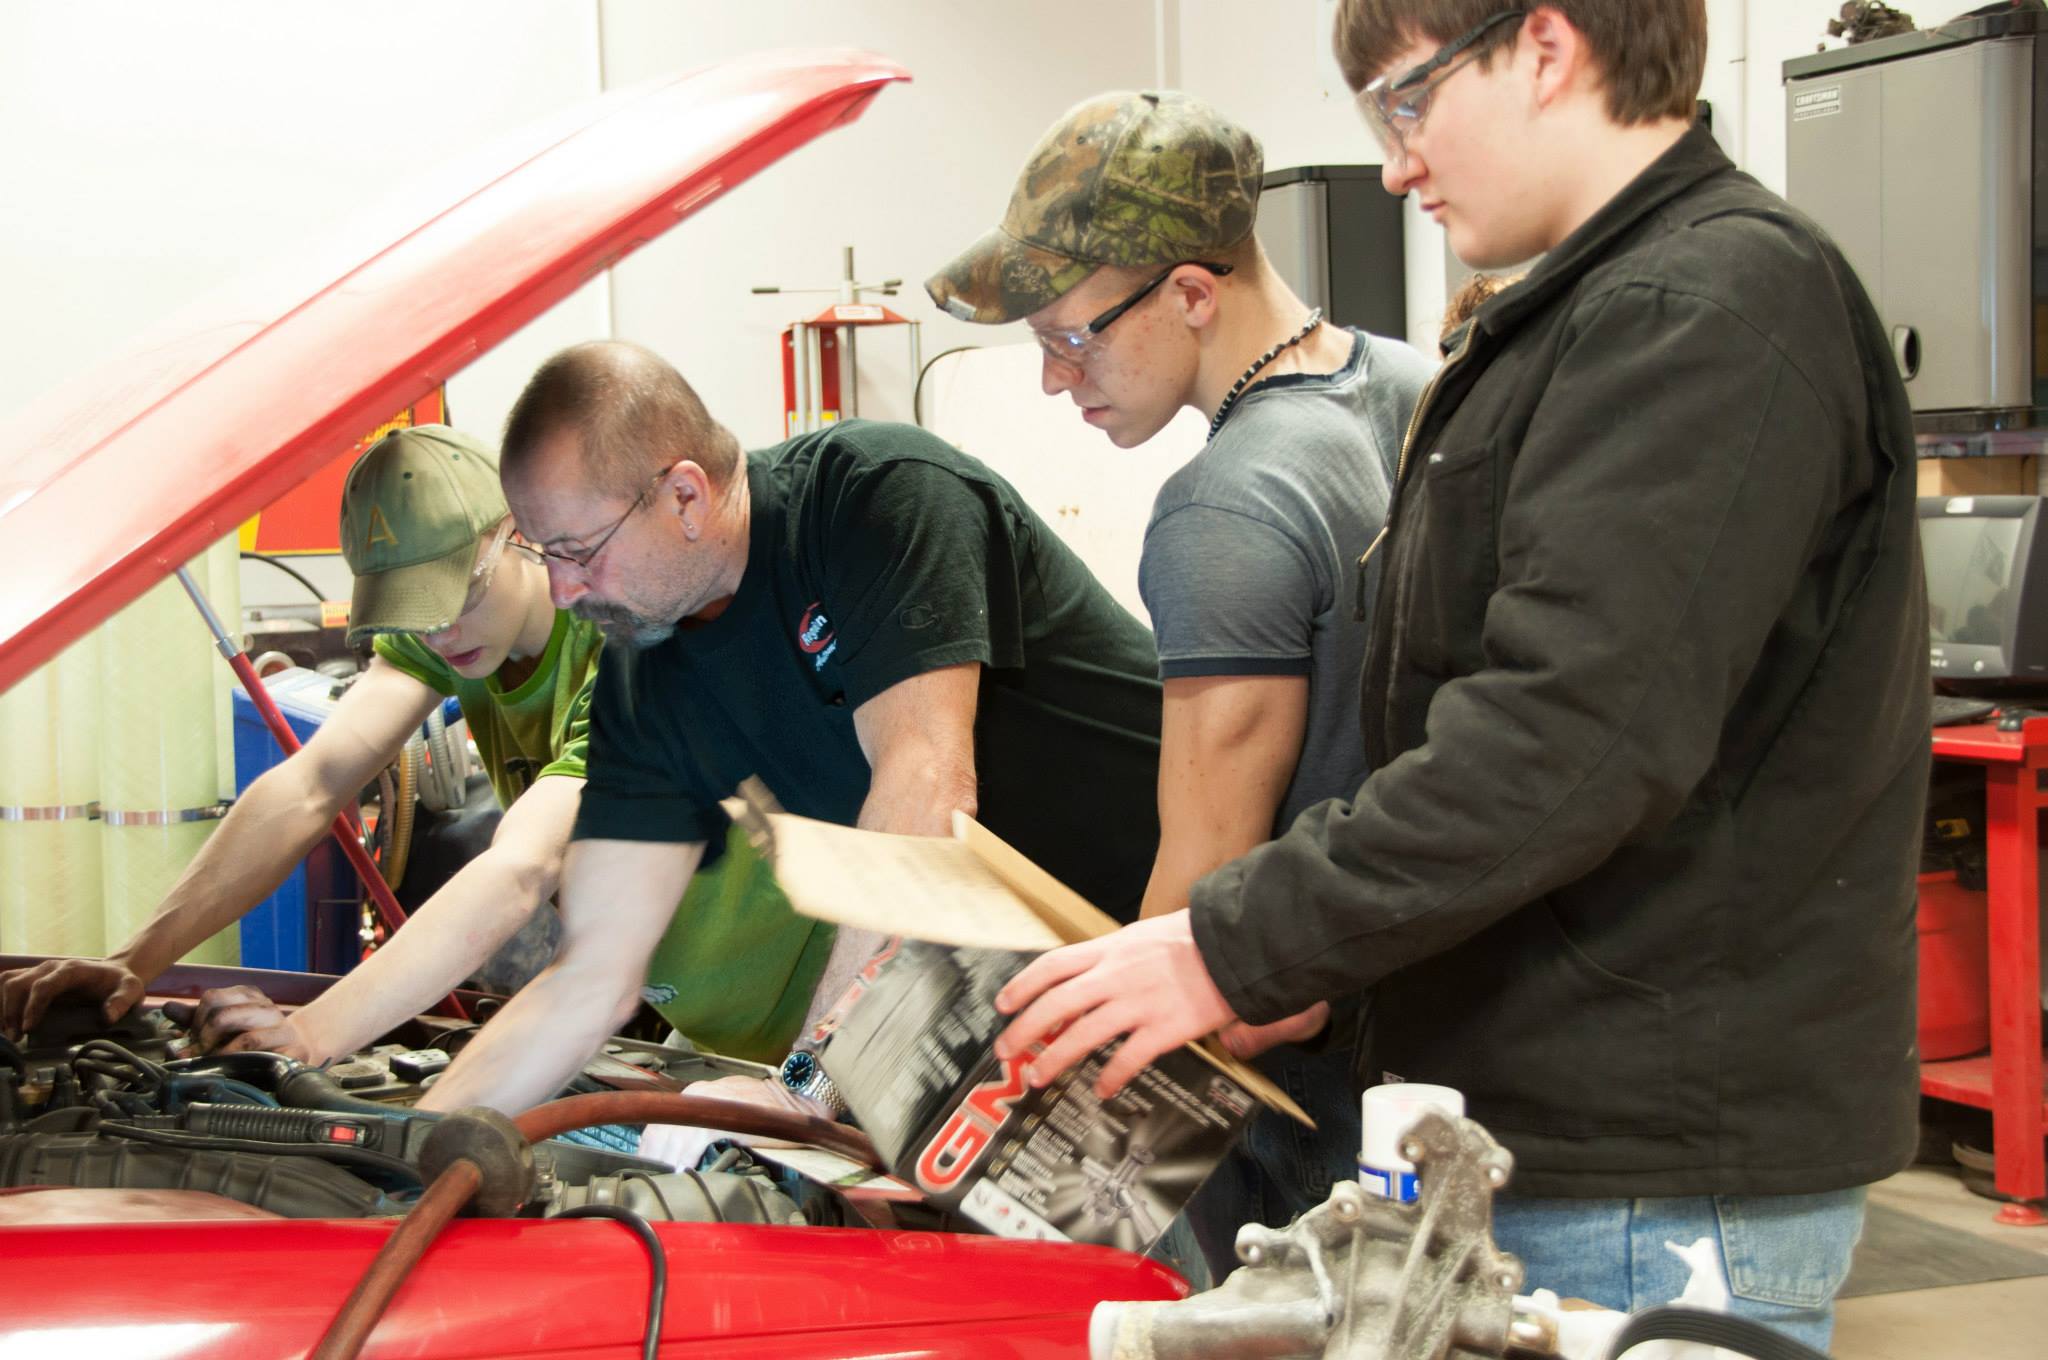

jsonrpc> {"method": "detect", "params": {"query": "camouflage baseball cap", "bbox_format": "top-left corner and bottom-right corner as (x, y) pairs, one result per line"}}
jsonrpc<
(339, 425), (507, 645)
(926, 90), (1263, 325)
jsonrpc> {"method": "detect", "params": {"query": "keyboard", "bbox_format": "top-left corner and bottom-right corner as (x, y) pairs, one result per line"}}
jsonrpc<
(1931, 695), (1999, 727)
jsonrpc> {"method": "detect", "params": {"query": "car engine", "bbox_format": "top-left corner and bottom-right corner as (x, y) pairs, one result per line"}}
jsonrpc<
(0, 995), (828, 1228)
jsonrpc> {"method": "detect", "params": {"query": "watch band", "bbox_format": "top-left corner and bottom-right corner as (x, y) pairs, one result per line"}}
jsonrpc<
(779, 1049), (848, 1120)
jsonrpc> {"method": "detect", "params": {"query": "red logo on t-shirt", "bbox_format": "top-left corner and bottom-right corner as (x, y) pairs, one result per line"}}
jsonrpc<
(797, 602), (836, 654)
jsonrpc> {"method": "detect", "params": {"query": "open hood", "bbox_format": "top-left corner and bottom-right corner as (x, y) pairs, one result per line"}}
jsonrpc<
(0, 49), (909, 695)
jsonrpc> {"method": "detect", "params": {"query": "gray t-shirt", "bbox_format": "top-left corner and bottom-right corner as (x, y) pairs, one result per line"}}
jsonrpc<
(1138, 328), (1435, 830)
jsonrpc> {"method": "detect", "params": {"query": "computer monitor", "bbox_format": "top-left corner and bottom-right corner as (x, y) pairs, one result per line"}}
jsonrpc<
(1920, 495), (2048, 688)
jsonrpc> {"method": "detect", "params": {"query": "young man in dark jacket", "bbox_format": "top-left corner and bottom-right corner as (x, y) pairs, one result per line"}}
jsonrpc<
(994, 3), (1927, 1345)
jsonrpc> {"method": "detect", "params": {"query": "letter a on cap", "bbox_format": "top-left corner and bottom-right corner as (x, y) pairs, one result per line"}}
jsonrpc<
(366, 504), (400, 549)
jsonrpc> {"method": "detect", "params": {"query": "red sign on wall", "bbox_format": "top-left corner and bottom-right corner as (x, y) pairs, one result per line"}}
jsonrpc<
(238, 389), (447, 555)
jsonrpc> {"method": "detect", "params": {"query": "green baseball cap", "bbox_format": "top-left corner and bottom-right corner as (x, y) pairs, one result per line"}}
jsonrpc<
(926, 90), (1263, 325)
(339, 425), (506, 645)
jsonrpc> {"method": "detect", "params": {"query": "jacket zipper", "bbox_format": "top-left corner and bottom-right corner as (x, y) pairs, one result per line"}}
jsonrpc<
(1353, 325), (1477, 620)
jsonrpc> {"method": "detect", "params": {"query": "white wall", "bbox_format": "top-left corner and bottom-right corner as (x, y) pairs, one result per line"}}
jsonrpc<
(0, 0), (608, 608)
(0, 1), (1891, 613)
(1174, 0), (1450, 372)
(593, 0), (1159, 448)
(1739, 1), (1864, 196)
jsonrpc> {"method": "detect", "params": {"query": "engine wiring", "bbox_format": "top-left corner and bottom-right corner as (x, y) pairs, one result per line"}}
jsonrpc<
(69, 1039), (281, 1118)
(71, 1039), (166, 1116)
(94, 1119), (422, 1184)
(554, 1203), (668, 1360)
(12, 1023), (839, 1360)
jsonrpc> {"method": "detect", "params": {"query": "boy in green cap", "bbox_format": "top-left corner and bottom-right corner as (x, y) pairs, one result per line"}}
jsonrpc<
(0, 425), (825, 1068)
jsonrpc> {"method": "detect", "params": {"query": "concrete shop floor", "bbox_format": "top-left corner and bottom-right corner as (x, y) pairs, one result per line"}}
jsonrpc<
(1832, 1166), (2048, 1360)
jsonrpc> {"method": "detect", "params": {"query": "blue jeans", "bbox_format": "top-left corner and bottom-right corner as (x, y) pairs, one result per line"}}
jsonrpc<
(1490, 1187), (1868, 1353)
(1183, 1038), (1363, 1282)
(1147, 1214), (1214, 1293)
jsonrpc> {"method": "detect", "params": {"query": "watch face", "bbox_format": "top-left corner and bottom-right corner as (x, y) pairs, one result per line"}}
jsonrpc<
(781, 1050), (819, 1091)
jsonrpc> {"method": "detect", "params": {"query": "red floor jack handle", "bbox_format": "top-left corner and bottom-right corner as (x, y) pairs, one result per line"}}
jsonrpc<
(175, 567), (469, 1022)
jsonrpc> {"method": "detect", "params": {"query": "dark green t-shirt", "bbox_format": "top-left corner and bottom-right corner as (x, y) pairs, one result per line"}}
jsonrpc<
(575, 420), (1163, 920)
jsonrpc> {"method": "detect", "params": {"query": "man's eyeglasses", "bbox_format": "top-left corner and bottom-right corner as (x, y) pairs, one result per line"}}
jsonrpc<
(1031, 260), (1234, 366)
(1359, 9), (1526, 164)
(532, 461), (679, 573)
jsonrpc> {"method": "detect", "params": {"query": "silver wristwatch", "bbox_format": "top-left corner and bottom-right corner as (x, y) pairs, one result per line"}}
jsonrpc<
(778, 1048), (847, 1120)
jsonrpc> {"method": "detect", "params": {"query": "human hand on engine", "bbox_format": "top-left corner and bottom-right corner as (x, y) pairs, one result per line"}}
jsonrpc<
(0, 957), (146, 1040)
(185, 984), (312, 1061)
(635, 1075), (832, 1172)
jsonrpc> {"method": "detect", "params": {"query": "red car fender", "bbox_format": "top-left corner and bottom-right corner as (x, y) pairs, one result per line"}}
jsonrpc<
(0, 1218), (1186, 1358)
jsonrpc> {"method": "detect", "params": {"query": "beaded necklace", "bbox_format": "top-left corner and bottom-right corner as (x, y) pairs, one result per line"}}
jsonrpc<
(1207, 309), (1325, 440)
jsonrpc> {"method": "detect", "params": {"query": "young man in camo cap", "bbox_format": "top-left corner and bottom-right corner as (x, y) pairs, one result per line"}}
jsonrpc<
(928, 90), (1434, 1277)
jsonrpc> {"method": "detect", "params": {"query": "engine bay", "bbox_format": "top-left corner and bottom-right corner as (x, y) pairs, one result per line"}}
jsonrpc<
(0, 991), (869, 1230)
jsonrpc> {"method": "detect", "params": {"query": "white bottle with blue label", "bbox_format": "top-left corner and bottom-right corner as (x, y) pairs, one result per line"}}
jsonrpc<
(1357, 1082), (1465, 1201)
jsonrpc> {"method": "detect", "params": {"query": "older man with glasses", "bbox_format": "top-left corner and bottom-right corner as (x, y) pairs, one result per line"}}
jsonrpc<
(404, 339), (1167, 1129)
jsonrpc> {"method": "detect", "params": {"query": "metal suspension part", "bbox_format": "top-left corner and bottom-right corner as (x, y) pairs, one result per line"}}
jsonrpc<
(1089, 1112), (1555, 1360)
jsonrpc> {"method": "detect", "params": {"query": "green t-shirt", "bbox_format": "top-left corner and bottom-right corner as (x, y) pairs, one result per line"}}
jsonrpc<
(375, 612), (603, 808)
(374, 615), (827, 1063)
(638, 824), (833, 1063)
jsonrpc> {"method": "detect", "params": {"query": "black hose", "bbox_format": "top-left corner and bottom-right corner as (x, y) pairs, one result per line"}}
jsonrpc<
(555, 1204), (667, 1360)
(282, 1068), (443, 1123)
(74, 1040), (170, 1119)
(240, 551), (331, 606)
(167, 1053), (440, 1123)
(97, 1119), (421, 1183)
(1606, 1305), (1836, 1360)
(74, 1039), (165, 1090)
(167, 1050), (301, 1090)
(911, 344), (980, 427)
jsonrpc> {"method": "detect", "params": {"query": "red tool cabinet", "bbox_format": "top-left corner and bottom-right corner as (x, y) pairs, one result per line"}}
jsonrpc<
(1924, 717), (2048, 1225)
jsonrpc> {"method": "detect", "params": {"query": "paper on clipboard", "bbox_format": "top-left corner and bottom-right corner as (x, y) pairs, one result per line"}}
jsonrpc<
(729, 805), (1064, 952)
(731, 782), (1312, 1127)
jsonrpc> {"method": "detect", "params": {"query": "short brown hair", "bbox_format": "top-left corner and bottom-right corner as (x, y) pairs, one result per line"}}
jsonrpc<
(501, 340), (742, 500)
(1333, 2), (1706, 126)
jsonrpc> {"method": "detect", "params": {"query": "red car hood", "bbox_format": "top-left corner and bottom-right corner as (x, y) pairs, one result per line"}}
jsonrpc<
(0, 48), (906, 696)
